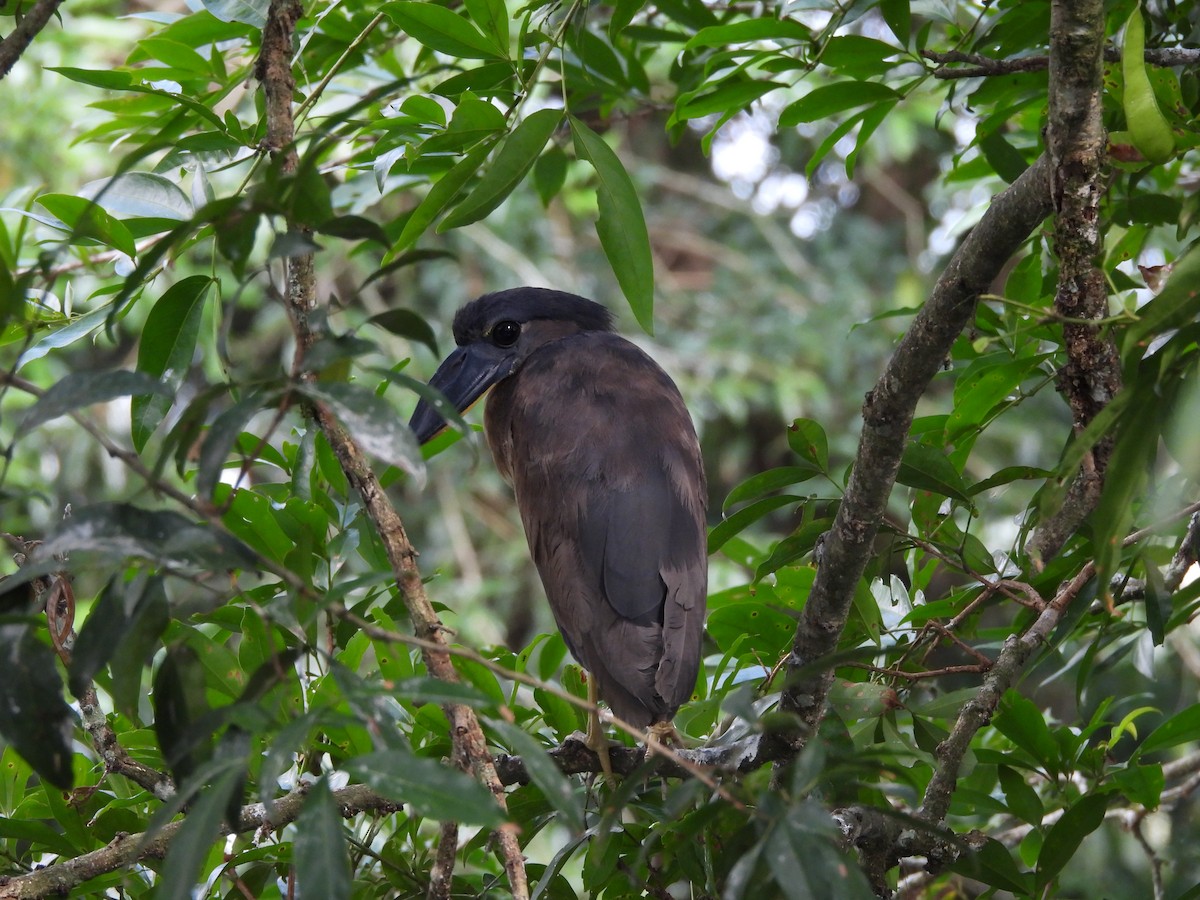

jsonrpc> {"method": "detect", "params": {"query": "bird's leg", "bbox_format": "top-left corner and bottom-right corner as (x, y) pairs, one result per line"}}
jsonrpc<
(585, 677), (614, 777)
(645, 720), (681, 756)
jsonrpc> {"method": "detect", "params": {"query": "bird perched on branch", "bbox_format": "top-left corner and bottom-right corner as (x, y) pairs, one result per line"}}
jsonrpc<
(408, 288), (707, 767)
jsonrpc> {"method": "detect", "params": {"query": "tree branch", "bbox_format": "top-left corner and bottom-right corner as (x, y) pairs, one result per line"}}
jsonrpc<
(1026, 0), (1121, 568)
(778, 153), (1053, 752)
(922, 46), (1200, 79)
(253, 2), (527, 895)
(0, 784), (399, 900)
(0, 0), (65, 80)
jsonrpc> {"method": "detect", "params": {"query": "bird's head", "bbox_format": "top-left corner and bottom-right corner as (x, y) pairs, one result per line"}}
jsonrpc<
(408, 287), (614, 444)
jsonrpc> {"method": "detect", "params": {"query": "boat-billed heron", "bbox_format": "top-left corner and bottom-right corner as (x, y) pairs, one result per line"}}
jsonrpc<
(408, 288), (707, 759)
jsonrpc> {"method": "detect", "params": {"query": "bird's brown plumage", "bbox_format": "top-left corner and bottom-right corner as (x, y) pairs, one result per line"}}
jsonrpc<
(409, 288), (707, 728)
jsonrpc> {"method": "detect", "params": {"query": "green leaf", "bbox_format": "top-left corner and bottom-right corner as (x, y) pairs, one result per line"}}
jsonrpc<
(998, 765), (1044, 825)
(946, 838), (1032, 895)
(366, 309), (439, 356)
(80, 173), (194, 220)
(132, 275), (213, 451)
(1137, 705), (1200, 757)
(36, 194), (136, 257)
(1036, 792), (1109, 888)
(684, 18), (809, 49)
(778, 82), (899, 126)
(879, 0), (911, 44)
(707, 598), (797, 656)
(344, 750), (504, 825)
(200, 0), (269, 27)
(709, 495), (804, 553)
(294, 778), (352, 900)
(896, 442), (971, 503)
(316, 215), (390, 247)
(570, 116), (654, 333)
(37, 503), (258, 572)
(787, 418), (829, 471)
(993, 692), (1059, 771)
(154, 642), (214, 783)
(297, 382), (426, 486)
(68, 573), (168, 699)
(676, 79), (780, 121)
(156, 763), (246, 900)
(196, 391), (268, 500)
(18, 370), (170, 435)
(533, 145), (569, 206)
(945, 354), (1047, 443)
(487, 718), (584, 833)
(383, 1), (506, 59)
(723, 466), (820, 510)
(393, 141), (494, 251)
(440, 108), (562, 230)
(464, 0), (509, 51)
(0, 614), (76, 789)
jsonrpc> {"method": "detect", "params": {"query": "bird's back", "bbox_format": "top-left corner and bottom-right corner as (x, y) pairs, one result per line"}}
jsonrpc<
(485, 332), (707, 727)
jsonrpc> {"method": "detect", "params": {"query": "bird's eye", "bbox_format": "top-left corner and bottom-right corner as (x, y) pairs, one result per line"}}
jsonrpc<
(492, 320), (521, 348)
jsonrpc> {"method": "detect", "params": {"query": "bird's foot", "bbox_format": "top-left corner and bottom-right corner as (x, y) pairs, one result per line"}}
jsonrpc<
(644, 721), (682, 756)
(585, 717), (616, 778)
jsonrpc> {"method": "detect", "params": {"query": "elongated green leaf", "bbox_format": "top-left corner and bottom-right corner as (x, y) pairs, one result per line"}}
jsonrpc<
(993, 692), (1059, 771)
(18, 370), (169, 435)
(37, 503), (258, 571)
(684, 18), (809, 49)
(68, 573), (163, 698)
(676, 79), (780, 121)
(465, 0), (509, 49)
(571, 116), (654, 333)
(37, 194), (136, 257)
(15, 304), (112, 370)
(157, 764), (246, 900)
(294, 778), (351, 900)
(366, 310), (439, 357)
(723, 466), (820, 511)
(201, 0), (268, 27)
(787, 418), (829, 471)
(440, 108), (562, 230)
(79, 173), (194, 220)
(896, 442), (971, 503)
(946, 354), (1048, 442)
(0, 615), (75, 789)
(709, 495), (804, 553)
(946, 838), (1033, 895)
(778, 82), (899, 126)
(487, 718), (584, 833)
(344, 750), (504, 825)
(383, 1), (506, 59)
(196, 391), (267, 500)
(1137, 705), (1200, 757)
(997, 765), (1044, 825)
(132, 276), (213, 451)
(298, 382), (426, 486)
(393, 141), (494, 251)
(1036, 792), (1109, 888)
